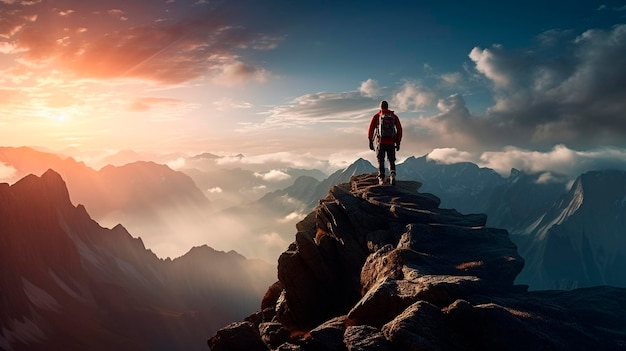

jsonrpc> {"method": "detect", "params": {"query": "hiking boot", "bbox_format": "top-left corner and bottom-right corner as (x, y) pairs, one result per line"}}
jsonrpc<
(378, 176), (385, 185)
(389, 171), (396, 186)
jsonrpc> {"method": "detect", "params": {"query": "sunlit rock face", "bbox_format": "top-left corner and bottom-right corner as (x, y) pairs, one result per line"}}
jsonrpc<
(209, 173), (626, 351)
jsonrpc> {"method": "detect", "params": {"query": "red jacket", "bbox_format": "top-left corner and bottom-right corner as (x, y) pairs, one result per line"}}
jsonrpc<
(367, 109), (402, 145)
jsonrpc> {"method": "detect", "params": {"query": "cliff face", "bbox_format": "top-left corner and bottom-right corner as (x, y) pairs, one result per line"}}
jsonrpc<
(208, 173), (626, 351)
(516, 170), (626, 289)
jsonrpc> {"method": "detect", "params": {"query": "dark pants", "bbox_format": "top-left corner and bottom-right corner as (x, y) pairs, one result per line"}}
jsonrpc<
(376, 144), (396, 178)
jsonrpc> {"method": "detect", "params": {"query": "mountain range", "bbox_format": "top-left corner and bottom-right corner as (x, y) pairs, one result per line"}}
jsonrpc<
(0, 169), (274, 350)
(3, 145), (626, 349)
(0, 146), (212, 258)
(2, 146), (626, 289)
(253, 156), (626, 290)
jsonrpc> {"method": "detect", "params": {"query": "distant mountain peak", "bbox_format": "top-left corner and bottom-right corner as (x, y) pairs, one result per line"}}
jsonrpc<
(189, 152), (221, 160)
(12, 168), (73, 207)
(343, 158), (375, 174)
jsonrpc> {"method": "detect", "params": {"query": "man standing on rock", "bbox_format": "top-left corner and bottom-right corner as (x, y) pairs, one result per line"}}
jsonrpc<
(368, 100), (402, 185)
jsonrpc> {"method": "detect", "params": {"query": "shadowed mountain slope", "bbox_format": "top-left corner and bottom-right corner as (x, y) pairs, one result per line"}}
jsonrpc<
(0, 170), (274, 351)
(0, 146), (212, 258)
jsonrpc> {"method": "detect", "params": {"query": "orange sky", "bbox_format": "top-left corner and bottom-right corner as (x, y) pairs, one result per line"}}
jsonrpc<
(2, 0), (626, 175)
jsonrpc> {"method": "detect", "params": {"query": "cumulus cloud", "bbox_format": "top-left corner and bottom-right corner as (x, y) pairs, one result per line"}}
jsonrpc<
(469, 45), (514, 88)
(421, 144), (626, 180)
(165, 157), (186, 170)
(207, 187), (223, 193)
(392, 82), (435, 111)
(0, 162), (17, 182)
(477, 144), (626, 178)
(412, 94), (483, 150)
(465, 24), (626, 149)
(411, 24), (626, 154)
(254, 169), (291, 182)
(359, 78), (381, 97)
(427, 148), (474, 164)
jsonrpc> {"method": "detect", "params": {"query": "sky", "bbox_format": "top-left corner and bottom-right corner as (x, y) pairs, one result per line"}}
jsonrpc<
(2, 0), (626, 176)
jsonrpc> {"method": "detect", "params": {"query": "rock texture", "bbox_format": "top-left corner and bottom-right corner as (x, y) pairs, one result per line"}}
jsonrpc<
(208, 173), (626, 351)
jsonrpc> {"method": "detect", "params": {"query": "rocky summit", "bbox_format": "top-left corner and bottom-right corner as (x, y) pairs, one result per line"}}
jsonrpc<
(208, 173), (626, 351)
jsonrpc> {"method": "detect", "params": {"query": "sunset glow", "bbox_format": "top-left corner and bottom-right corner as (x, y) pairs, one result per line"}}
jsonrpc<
(1, 0), (625, 173)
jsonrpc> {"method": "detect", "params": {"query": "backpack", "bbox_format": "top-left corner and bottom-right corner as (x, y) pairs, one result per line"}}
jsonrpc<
(379, 113), (396, 138)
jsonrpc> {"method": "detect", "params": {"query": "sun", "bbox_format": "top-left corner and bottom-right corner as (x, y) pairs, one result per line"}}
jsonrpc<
(43, 111), (68, 123)
(53, 113), (67, 122)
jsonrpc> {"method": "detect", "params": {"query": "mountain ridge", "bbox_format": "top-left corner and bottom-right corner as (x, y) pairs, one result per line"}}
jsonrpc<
(0, 170), (275, 351)
(208, 173), (626, 351)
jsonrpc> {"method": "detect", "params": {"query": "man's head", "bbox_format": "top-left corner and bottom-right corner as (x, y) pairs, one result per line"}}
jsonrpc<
(380, 100), (388, 109)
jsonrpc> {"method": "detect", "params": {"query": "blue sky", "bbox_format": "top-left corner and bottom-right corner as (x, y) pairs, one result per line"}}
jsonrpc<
(1, 0), (626, 176)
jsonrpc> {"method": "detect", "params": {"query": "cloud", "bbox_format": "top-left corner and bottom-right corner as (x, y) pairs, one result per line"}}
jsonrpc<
(1, 0), (282, 85)
(279, 211), (306, 223)
(256, 91), (375, 129)
(411, 94), (483, 150)
(427, 148), (474, 164)
(129, 97), (184, 112)
(254, 169), (291, 182)
(535, 172), (564, 184)
(259, 231), (290, 254)
(213, 97), (252, 111)
(410, 24), (626, 154)
(0, 162), (17, 182)
(359, 78), (381, 97)
(464, 24), (626, 149)
(207, 186), (223, 193)
(469, 45), (514, 88)
(214, 152), (334, 174)
(477, 144), (626, 178)
(165, 156), (186, 169)
(392, 82), (436, 111)
(421, 144), (626, 180)
(212, 60), (270, 86)
(439, 73), (464, 90)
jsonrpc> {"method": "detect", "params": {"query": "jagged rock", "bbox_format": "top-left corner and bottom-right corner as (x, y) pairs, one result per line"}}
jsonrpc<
(308, 316), (349, 351)
(207, 321), (268, 351)
(382, 300), (451, 351)
(343, 325), (392, 351)
(261, 281), (284, 321)
(276, 343), (304, 351)
(209, 173), (626, 350)
(259, 322), (290, 349)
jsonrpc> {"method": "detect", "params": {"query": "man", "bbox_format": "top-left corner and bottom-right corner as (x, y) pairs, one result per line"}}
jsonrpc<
(368, 100), (402, 185)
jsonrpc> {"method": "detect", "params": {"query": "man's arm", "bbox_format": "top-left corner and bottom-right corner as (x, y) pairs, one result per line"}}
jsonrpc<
(394, 114), (403, 143)
(367, 114), (379, 140)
